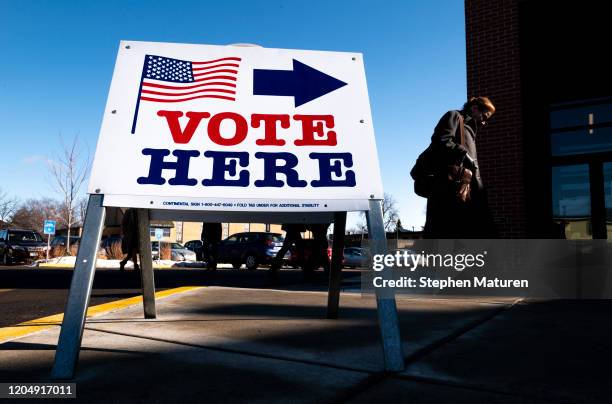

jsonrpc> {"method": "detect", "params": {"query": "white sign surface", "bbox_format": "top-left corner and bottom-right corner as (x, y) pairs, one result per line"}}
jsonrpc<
(88, 40), (383, 212)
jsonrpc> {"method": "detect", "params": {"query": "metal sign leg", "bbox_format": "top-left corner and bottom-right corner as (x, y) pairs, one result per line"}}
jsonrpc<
(51, 194), (106, 379)
(366, 199), (405, 372)
(327, 211), (347, 319)
(137, 209), (156, 318)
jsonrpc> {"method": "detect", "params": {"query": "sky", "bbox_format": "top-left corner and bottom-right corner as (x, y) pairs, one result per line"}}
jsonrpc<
(0, 0), (466, 231)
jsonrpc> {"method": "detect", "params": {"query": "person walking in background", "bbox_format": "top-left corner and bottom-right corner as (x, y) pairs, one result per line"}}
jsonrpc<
(119, 208), (140, 271)
(412, 97), (497, 238)
(307, 223), (331, 271)
(270, 223), (306, 273)
(201, 222), (222, 271)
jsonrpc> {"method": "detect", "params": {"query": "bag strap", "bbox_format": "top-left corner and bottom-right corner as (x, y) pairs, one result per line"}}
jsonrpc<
(457, 114), (465, 146)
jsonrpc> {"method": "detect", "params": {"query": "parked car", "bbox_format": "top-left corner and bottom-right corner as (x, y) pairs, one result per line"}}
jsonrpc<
(0, 229), (47, 265)
(217, 232), (284, 270)
(287, 238), (332, 270)
(151, 241), (197, 261)
(342, 247), (369, 268)
(184, 239), (204, 261)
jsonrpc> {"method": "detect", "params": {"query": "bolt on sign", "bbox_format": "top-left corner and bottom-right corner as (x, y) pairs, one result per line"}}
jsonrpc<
(89, 41), (384, 212)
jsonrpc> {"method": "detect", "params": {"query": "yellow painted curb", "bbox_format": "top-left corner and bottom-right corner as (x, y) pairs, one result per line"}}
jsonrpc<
(0, 286), (202, 344)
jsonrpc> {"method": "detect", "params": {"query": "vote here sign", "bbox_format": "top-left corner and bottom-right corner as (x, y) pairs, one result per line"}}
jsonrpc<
(88, 41), (384, 212)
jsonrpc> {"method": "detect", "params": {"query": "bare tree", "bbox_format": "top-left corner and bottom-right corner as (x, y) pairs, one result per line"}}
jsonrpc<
(381, 193), (400, 231)
(49, 136), (90, 254)
(359, 192), (400, 232)
(0, 188), (18, 226)
(11, 198), (62, 234)
(395, 219), (404, 232)
(75, 196), (88, 227)
(352, 222), (369, 234)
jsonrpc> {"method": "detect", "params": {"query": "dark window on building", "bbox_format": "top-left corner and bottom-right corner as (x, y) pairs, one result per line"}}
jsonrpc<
(552, 165), (591, 218)
(550, 99), (612, 156)
(551, 165), (592, 239)
(550, 98), (612, 239)
(149, 228), (171, 237)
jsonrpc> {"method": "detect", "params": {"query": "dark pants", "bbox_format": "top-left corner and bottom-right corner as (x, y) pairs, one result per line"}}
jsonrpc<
(119, 248), (139, 270)
(272, 228), (304, 271)
(309, 224), (330, 270)
(203, 241), (219, 270)
(424, 185), (496, 239)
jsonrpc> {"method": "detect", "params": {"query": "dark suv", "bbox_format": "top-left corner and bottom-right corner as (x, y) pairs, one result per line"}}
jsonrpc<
(217, 232), (284, 270)
(184, 240), (204, 261)
(0, 229), (47, 265)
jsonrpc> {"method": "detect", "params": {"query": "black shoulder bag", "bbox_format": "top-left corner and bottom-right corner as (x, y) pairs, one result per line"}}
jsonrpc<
(410, 114), (467, 199)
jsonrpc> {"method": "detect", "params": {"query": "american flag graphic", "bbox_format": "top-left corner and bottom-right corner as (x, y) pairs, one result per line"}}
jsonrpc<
(131, 54), (241, 133)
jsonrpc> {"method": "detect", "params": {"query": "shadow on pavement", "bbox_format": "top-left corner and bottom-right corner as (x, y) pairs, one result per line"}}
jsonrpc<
(0, 267), (348, 290)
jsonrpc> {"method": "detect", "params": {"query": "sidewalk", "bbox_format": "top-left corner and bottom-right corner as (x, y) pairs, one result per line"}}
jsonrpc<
(1, 286), (611, 403)
(37, 256), (210, 269)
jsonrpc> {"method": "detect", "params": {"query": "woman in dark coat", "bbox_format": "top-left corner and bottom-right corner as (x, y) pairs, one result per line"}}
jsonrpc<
(201, 222), (222, 270)
(424, 97), (497, 239)
(307, 223), (331, 270)
(119, 208), (140, 271)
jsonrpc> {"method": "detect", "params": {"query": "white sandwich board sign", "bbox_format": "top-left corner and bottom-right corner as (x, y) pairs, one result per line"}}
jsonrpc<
(53, 41), (405, 380)
(88, 41), (383, 212)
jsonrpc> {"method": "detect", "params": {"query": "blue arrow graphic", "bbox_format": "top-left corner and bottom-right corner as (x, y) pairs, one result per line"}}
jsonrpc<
(253, 59), (347, 107)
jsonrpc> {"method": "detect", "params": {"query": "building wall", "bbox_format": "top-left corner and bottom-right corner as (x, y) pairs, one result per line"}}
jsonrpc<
(105, 221), (309, 243)
(177, 221), (284, 243)
(181, 222), (203, 243)
(466, 0), (612, 238)
(107, 210), (286, 243)
(465, 0), (526, 237)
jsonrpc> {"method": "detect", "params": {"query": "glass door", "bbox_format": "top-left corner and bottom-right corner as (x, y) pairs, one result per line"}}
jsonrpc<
(551, 165), (592, 239)
(605, 163), (612, 239)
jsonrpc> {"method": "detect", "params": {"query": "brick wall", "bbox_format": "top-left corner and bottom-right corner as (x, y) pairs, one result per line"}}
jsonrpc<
(465, 0), (526, 237)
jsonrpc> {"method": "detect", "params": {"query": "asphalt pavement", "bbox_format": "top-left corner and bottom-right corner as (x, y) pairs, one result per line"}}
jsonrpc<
(0, 265), (358, 328)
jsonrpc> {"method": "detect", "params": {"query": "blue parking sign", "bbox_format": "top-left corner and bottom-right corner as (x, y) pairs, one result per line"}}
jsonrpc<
(154, 228), (163, 240)
(43, 220), (56, 235)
